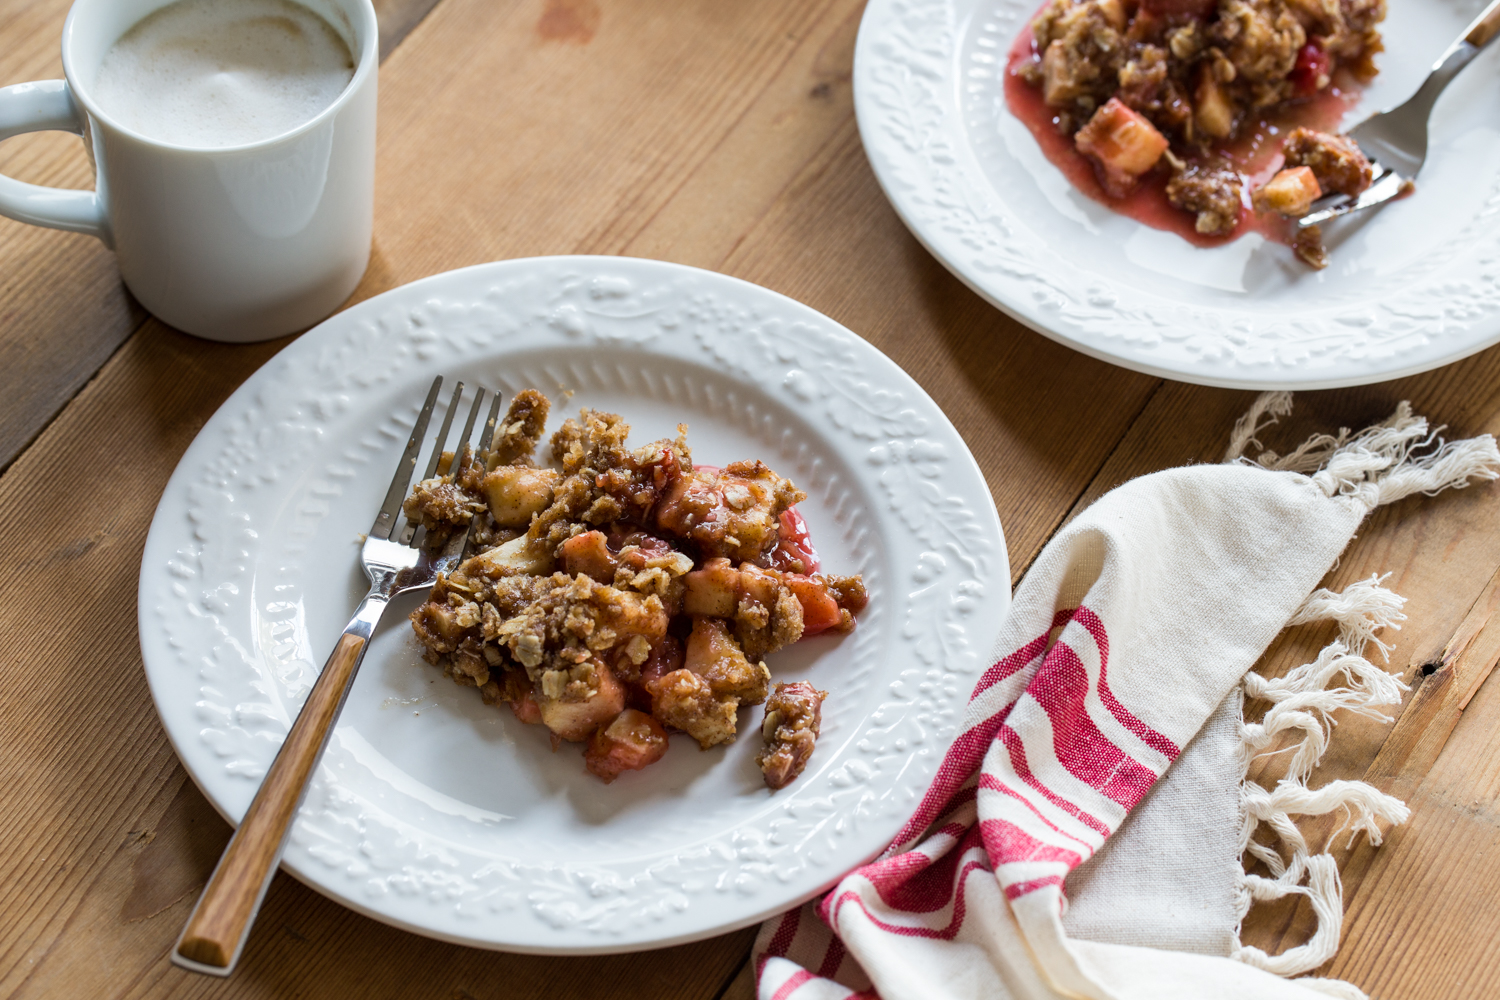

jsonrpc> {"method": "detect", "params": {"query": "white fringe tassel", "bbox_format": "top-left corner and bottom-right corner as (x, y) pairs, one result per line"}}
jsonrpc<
(1231, 574), (1410, 991)
(1223, 394), (1500, 997)
(1225, 393), (1500, 509)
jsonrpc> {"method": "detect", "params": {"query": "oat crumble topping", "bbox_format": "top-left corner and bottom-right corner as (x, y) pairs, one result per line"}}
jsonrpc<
(1014, 0), (1387, 264)
(405, 390), (867, 788)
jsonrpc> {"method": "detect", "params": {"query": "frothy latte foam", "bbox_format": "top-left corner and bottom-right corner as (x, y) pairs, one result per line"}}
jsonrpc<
(94, 0), (355, 148)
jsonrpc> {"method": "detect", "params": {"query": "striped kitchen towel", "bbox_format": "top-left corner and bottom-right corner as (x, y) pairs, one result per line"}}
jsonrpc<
(755, 394), (1500, 1000)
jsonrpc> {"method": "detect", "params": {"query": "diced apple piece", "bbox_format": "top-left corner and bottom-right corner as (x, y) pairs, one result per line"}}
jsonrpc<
(653, 469), (722, 536)
(482, 466), (558, 527)
(1075, 98), (1169, 197)
(1093, 0), (1126, 29)
(584, 709), (670, 782)
(510, 689), (542, 725)
(1195, 69), (1234, 141)
(683, 556), (739, 616)
(653, 668), (739, 748)
(784, 575), (843, 636)
(682, 616), (736, 673)
(467, 535), (555, 576)
(560, 530), (618, 583)
(742, 561), (784, 605)
(537, 660), (626, 742)
(1041, 40), (1082, 107)
(768, 507), (820, 574)
(686, 616), (769, 704)
(1253, 167), (1323, 217)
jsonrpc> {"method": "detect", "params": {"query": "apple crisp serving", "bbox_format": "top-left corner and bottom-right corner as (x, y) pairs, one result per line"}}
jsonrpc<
(404, 389), (866, 789)
(1012, 0), (1386, 266)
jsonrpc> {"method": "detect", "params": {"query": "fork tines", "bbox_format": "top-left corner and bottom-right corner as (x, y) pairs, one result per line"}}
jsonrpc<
(371, 375), (503, 548)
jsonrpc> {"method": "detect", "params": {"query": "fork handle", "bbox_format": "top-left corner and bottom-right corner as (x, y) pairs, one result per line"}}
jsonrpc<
(1391, 0), (1500, 143)
(171, 593), (388, 976)
(1466, 0), (1500, 48)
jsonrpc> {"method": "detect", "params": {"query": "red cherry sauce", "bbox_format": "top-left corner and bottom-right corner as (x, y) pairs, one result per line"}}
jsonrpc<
(1005, 22), (1362, 248)
(770, 507), (821, 575)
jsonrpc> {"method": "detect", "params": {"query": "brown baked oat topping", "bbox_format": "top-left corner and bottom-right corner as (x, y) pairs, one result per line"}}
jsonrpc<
(1014, 0), (1387, 266)
(1165, 161), (1244, 235)
(404, 389), (863, 787)
(1292, 222), (1329, 269)
(1281, 126), (1373, 197)
(756, 681), (827, 790)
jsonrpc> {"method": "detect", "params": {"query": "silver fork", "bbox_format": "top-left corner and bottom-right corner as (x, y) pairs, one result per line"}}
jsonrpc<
(1300, 0), (1500, 228)
(171, 374), (503, 977)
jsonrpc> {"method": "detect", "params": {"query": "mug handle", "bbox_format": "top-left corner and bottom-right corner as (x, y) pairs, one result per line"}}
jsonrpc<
(0, 80), (108, 242)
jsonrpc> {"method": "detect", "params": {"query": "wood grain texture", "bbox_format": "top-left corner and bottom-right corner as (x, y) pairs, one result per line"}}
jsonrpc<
(0, 0), (144, 472)
(1466, 0), (1500, 48)
(0, 0), (455, 473)
(178, 630), (370, 971)
(3, 0), (1500, 997)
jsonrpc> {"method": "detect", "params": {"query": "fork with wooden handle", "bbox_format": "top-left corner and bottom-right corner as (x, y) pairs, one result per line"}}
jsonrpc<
(1300, 0), (1500, 227)
(171, 375), (505, 976)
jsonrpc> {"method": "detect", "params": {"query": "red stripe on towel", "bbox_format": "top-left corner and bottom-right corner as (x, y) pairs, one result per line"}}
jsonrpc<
(978, 773), (1094, 849)
(1072, 607), (1180, 761)
(887, 630), (1050, 847)
(979, 818), (1084, 868)
(817, 935), (847, 979)
(757, 906), (802, 979)
(1004, 875), (1065, 900)
(1030, 642), (1159, 810)
(828, 856), (992, 940)
(996, 724), (1113, 838)
(771, 970), (815, 1000)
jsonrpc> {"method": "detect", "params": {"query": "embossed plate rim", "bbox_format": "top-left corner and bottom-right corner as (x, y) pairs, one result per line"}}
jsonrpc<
(852, 0), (1500, 390)
(138, 255), (1010, 954)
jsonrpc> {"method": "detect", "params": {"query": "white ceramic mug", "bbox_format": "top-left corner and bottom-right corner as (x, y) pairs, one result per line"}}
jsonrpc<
(0, 0), (377, 342)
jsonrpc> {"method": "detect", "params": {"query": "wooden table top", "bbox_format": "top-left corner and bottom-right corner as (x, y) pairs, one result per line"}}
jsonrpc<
(3, 0), (1498, 997)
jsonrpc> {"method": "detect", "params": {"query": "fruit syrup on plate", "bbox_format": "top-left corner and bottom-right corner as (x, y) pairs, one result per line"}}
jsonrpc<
(1005, 4), (1369, 251)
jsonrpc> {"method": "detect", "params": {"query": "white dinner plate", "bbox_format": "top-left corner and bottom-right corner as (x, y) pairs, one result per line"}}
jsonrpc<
(138, 256), (1009, 954)
(853, 0), (1500, 389)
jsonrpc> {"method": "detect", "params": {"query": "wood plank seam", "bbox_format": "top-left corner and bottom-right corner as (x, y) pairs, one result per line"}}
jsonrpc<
(0, 328), (140, 476)
(0, 746), (183, 997)
(1011, 377), (1168, 583)
(575, 0), (843, 255)
(710, 950), (755, 1000)
(0, 0), (452, 478)
(714, 114), (862, 273)
(607, 0), (849, 259)
(374, 0), (445, 60)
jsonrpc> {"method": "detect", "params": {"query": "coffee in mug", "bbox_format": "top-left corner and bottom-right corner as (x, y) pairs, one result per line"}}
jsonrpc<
(94, 0), (355, 149)
(0, 0), (377, 342)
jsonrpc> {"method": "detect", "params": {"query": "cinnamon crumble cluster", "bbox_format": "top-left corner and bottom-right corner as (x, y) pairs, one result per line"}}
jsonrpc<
(405, 390), (866, 789)
(1016, 0), (1386, 265)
